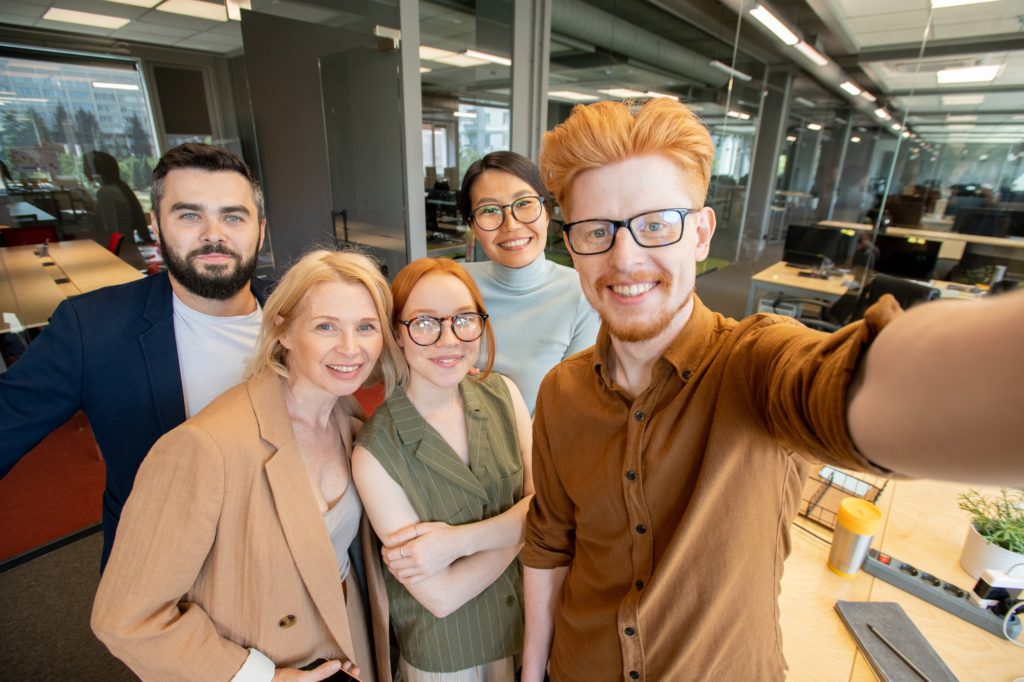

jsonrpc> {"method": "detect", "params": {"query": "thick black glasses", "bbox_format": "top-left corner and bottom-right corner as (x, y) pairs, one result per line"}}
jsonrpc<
(470, 196), (545, 231)
(562, 208), (697, 255)
(399, 312), (489, 346)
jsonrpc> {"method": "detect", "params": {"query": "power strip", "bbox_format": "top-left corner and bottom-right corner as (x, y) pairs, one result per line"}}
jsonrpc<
(863, 549), (1021, 640)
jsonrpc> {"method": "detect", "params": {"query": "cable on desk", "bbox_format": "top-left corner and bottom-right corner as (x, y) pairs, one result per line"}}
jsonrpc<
(792, 521), (831, 546)
(1003, 600), (1024, 647)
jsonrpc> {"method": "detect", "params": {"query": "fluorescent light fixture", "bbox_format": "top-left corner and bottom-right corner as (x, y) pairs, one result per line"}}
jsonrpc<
(420, 67), (431, 73)
(598, 88), (647, 98)
(931, 0), (998, 7)
(942, 94), (985, 105)
(936, 64), (1001, 84)
(43, 8), (130, 29)
(902, 131), (911, 138)
(226, 0), (252, 21)
(850, 136), (861, 143)
(420, 46), (488, 68)
(453, 111), (477, 119)
(860, 91), (877, 102)
(1013, 114), (1024, 120)
(786, 135), (797, 142)
(891, 123), (902, 131)
(463, 49), (511, 67)
(710, 60), (752, 82)
(92, 82), (139, 91)
(156, 0), (228, 22)
(645, 90), (679, 100)
(793, 42), (827, 66)
(839, 81), (862, 96)
(548, 91), (599, 102)
(5, 97), (48, 103)
(749, 5), (799, 46)
(420, 46), (458, 61)
(806, 122), (822, 131)
(794, 96), (815, 108)
(727, 110), (751, 120)
(106, 0), (161, 6)
(946, 114), (978, 122)
(874, 108), (892, 120)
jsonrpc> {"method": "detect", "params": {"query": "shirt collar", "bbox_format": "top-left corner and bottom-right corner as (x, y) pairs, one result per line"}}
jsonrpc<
(593, 294), (717, 388)
(390, 378), (485, 446)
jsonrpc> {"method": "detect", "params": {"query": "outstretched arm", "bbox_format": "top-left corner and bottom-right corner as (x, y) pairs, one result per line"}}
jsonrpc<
(848, 290), (1024, 484)
(381, 375), (535, 583)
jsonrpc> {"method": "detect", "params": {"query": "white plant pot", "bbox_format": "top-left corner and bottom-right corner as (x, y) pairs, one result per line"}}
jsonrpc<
(958, 522), (1024, 580)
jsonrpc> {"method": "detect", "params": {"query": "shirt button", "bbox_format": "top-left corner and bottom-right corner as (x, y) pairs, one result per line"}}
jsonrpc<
(278, 614), (296, 628)
(635, 580), (644, 591)
(629, 671), (640, 679)
(635, 524), (647, 534)
(624, 626), (636, 636)
(625, 470), (636, 481)
(634, 410), (645, 422)
(506, 595), (515, 607)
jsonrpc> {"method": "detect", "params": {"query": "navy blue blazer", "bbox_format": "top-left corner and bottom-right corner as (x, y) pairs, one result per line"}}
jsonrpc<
(0, 271), (272, 566)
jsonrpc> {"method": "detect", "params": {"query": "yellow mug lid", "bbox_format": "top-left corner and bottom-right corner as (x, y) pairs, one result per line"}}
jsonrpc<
(836, 497), (882, 535)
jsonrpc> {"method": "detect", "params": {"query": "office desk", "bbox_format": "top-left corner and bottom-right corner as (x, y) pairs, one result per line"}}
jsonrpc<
(781, 479), (1024, 681)
(0, 240), (141, 333)
(817, 220), (1024, 261)
(745, 262), (986, 317)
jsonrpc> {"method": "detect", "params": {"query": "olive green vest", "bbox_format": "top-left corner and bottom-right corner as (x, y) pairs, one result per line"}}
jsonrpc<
(356, 374), (524, 672)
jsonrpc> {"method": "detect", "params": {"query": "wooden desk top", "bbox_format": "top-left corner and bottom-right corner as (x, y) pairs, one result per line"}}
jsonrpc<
(750, 261), (855, 298)
(0, 240), (142, 333)
(781, 480), (1024, 681)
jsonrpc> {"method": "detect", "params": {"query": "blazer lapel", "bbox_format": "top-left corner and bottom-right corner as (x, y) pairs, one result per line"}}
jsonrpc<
(253, 373), (356, 660)
(138, 273), (185, 432)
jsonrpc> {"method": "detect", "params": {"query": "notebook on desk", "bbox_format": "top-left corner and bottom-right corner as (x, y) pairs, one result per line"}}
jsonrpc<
(834, 601), (959, 682)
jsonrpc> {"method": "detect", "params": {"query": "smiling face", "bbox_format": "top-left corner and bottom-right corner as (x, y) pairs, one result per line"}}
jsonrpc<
(278, 280), (384, 401)
(564, 154), (716, 345)
(152, 168), (265, 301)
(469, 169), (550, 269)
(398, 272), (482, 390)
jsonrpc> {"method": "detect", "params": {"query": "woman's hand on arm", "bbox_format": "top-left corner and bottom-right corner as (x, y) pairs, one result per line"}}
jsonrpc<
(352, 444), (522, 617)
(272, 659), (358, 681)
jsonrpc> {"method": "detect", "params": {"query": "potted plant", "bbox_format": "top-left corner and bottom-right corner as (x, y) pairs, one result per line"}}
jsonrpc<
(957, 488), (1024, 580)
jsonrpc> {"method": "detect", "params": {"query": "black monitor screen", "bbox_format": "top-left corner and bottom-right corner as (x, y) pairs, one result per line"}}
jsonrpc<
(783, 225), (857, 268)
(874, 235), (940, 280)
(954, 207), (1024, 238)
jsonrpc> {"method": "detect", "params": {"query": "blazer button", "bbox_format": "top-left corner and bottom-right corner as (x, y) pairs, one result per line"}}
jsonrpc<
(506, 595), (515, 607)
(279, 614), (297, 628)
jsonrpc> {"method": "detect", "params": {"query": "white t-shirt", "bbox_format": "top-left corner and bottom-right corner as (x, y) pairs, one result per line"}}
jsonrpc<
(172, 292), (262, 418)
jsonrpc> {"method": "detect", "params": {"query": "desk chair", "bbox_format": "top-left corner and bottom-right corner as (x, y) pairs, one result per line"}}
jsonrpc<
(772, 273), (940, 333)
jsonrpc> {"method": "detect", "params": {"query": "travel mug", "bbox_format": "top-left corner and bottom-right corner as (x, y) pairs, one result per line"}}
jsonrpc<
(828, 497), (883, 577)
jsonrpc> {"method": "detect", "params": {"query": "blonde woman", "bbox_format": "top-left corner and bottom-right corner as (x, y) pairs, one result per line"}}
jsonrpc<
(92, 250), (403, 682)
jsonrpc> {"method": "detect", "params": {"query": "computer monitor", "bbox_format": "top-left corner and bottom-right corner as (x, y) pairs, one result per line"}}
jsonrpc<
(885, 196), (924, 227)
(782, 224), (858, 269)
(874, 234), (941, 280)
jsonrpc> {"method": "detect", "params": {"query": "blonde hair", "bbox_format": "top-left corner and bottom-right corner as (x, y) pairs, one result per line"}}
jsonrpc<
(540, 98), (714, 207)
(390, 257), (496, 383)
(246, 249), (407, 396)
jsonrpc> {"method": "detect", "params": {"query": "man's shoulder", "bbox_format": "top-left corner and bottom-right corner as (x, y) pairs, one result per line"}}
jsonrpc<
(62, 271), (167, 315)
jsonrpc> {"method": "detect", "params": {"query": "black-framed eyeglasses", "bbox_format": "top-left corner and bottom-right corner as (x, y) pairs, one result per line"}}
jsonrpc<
(399, 312), (489, 346)
(562, 208), (698, 255)
(470, 196), (545, 231)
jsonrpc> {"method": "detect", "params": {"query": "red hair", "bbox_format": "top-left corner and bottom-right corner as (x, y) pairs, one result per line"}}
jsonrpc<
(391, 258), (496, 381)
(540, 98), (714, 207)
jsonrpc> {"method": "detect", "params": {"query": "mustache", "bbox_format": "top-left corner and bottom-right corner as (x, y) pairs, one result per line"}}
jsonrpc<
(187, 243), (239, 260)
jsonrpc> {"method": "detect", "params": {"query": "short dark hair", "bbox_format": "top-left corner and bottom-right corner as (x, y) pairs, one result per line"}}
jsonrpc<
(458, 151), (552, 225)
(150, 143), (265, 224)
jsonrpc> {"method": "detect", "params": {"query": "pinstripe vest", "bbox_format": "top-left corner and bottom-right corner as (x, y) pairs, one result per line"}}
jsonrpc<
(356, 374), (524, 672)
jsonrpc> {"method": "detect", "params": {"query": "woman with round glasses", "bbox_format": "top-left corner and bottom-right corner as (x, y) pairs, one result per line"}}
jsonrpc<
(458, 151), (599, 413)
(352, 257), (533, 682)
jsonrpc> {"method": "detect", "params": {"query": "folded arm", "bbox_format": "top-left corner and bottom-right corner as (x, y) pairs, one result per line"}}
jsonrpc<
(848, 290), (1024, 484)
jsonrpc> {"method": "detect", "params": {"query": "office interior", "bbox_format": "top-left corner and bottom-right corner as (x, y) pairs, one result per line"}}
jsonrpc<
(0, 0), (1022, 679)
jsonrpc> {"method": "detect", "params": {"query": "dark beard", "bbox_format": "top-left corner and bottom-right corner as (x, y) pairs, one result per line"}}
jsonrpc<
(159, 234), (258, 301)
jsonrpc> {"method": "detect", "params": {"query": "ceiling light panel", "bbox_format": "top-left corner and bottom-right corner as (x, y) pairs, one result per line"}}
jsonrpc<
(106, 0), (162, 7)
(43, 8), (130, 29)
(749, 5), (799, 46)
(942, 94), (985, 106)
(463, 49), (511, 67)
(598, 88), (647, 98)
(931, 0), (998, 7)
(807, 122), (822, 131)
(548, 91), (599, 102)
(793, 42), (828, 67)
(936, 65), (1001, 84)
(839, 81), (861, 96)
(156, 0), (228, 22)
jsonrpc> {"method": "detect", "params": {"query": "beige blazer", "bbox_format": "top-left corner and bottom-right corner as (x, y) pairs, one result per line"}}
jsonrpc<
(92, 370), (391, 681)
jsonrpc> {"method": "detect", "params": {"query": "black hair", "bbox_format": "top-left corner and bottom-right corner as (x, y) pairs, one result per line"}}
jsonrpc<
(457, 151), (552, 225)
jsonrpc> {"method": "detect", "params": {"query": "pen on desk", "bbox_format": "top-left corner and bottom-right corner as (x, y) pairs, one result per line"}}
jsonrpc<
(867, 623), (935, 682)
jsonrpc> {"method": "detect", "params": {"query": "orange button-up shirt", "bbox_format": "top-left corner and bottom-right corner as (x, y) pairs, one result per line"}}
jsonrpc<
(524, 295), (900, 681)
